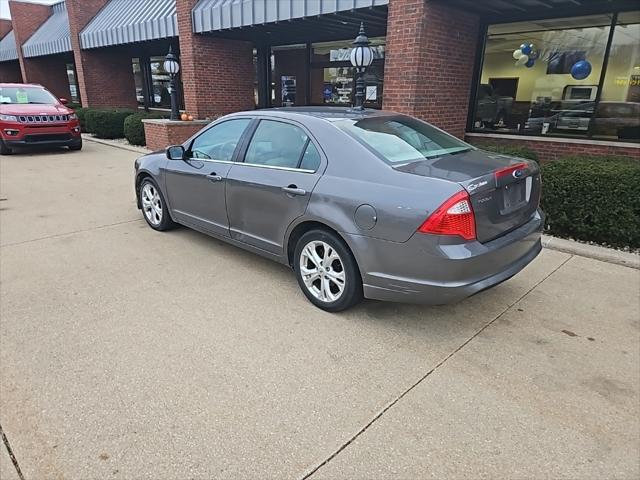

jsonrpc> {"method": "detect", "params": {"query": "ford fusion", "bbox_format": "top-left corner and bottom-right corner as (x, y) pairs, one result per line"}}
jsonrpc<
(0, 83), (82, 155)
(134, 108), (543, 312)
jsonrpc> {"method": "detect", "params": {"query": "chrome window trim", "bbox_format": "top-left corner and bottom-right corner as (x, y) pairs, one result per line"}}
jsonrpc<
(188, 157), (315, 174)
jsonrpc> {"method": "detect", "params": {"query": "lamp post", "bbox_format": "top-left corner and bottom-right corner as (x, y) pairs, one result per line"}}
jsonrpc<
(350, 22), (374, 110)
(164, 46), (181, 120)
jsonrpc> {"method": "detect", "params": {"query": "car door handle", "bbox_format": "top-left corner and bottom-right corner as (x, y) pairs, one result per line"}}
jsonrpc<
(207, 173), (223, 182)
(282, 185), (307, 196)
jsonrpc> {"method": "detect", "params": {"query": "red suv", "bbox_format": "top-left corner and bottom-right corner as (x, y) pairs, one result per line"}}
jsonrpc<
(0, 83), (82, 155)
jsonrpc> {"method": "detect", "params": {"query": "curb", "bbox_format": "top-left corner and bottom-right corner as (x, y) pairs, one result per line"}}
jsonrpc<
(82, 135), (150, 155)
(542, 235), (639, 270)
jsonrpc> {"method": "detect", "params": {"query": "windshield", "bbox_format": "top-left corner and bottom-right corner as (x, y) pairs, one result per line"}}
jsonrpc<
(334, 115), (473, 164)
(0, 86), (58, 105)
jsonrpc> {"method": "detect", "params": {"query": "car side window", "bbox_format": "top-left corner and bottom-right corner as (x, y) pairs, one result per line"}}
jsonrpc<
(244, 120), (310, 169)
(299, 142), (321, 171)
(189, 119), (251, 161)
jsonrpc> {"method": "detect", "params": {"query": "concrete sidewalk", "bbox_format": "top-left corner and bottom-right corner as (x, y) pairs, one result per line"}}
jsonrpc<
(1, 143), (638, 479)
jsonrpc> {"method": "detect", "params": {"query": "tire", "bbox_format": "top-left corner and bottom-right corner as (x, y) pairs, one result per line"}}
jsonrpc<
(69, 139), (82, 151)
(294, 229), (363, 312)
(0, 140), (12, 155)
(139, 178), (176, 231)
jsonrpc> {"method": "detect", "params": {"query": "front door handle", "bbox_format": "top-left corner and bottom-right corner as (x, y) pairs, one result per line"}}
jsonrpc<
(282, 185), (307, 196)
(207, 173), (223, 182)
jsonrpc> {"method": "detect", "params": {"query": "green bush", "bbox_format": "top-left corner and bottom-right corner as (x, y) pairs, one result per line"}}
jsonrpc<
(67, 102), (82, 110)
(74, 107), (91, 133)
(480, 144), (539, 162)
(541, 155), (640, 248)
(85, 108), (135, 139)
(124, 112), (165, 146)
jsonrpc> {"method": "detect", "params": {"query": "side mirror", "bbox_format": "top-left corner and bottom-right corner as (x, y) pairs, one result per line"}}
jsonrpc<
(166, 145), (185, 160)
(59, 98), (69, 105)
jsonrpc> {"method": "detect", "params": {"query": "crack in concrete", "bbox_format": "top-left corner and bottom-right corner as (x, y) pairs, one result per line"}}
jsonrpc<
(1, 423), (25, 480)
(0, 218), (143, 249)
(301, 254), (575, 479)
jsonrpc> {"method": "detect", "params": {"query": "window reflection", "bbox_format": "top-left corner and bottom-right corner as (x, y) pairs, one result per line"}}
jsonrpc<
(473, 12), (640, 143)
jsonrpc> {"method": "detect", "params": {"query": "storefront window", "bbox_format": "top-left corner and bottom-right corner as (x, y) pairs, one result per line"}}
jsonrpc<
(132, 55), (184, 111)
(310, 38), (385, 108)
(66, 63), (79, 104)
(473, 15), (613, 139)
(592, 11), (640, 141)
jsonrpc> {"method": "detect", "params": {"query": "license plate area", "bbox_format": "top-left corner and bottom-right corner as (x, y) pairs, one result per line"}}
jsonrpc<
(501, 180), (526, 214)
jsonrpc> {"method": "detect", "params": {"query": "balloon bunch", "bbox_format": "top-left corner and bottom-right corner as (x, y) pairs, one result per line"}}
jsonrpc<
(512, 43), (538, 68)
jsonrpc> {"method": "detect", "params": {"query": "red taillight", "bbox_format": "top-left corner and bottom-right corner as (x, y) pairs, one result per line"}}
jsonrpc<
(418, 190), (476, 241)
(495, 162), (528, 180)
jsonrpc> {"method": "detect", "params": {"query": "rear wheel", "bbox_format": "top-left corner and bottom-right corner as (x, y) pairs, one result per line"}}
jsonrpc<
(294, 229), (363, 312)
(0, 140), (12, 155)
(139, 178), (176, 231)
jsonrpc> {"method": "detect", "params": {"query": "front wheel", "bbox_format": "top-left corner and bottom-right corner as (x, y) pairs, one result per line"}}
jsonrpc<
(139, 178), (176, 231)
(0, 140), (12, 155)
(69, 139), (82, 151)
(294, 230), (363, 312)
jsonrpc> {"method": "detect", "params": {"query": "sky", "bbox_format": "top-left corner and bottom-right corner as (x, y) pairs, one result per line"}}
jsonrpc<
(1, 0), (59, 19)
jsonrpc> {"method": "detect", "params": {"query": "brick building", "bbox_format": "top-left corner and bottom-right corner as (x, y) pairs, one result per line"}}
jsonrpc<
(1, 0), (638, 158)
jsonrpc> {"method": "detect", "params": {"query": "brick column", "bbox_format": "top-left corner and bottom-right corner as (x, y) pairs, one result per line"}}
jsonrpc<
(383, 0), (480, 138)
(66, 0), (137, 108)
(0, 19), (12, 39)
(176, 0), (255, 119)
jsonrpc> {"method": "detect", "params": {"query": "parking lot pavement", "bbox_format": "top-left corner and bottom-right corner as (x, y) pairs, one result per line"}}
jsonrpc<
(1, 143), (638, 479)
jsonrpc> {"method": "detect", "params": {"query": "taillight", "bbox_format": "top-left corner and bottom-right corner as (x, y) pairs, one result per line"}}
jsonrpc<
(418, 190), (476, 241)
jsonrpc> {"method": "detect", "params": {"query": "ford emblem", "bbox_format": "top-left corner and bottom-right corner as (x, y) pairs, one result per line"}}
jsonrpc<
(512, 169), (524, 179)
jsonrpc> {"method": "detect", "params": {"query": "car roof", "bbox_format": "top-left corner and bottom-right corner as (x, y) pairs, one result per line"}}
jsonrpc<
(249, 106), (399, 122)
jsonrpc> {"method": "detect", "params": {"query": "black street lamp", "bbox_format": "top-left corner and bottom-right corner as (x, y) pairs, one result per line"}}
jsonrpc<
(350, 22), (374, 110)
(163, 46), (181, 120)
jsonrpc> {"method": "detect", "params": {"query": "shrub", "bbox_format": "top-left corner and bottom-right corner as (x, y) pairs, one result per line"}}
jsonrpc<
(541, 155), (640, 248)
(124, 112), (165, 146)
(85, 108), (135, 139)
(67, 102), (82, 110)
(74, 107), (91, 133)
(480, 144), (539, 162)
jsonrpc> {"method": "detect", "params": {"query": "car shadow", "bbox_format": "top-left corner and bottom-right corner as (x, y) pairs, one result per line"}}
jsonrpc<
(163, 225), (510, 325)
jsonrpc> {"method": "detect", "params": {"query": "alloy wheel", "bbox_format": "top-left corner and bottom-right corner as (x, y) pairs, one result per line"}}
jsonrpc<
(299, 240), (346, 303)
(141, 183), (163, 226)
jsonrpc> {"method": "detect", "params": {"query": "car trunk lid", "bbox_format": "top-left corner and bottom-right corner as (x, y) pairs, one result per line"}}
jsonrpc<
(394, 149), (541, 243)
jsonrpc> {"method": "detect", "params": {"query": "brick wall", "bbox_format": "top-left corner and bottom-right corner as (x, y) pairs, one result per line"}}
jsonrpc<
(143, 120), (212, 152)
(0, 60), (23, 83)
(383, 0), (480, 138)
(0, 19), (12, 39)
(467, 135), (640, 162)
(21, 54), (72, 99)
(66, 0), (137, 108)
(176, 0), (255, 119)
(8, 0), (52, 81)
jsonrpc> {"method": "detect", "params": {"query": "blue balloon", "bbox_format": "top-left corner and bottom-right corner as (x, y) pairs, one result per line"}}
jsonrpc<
(520, 43), (532, 55)
(571, 60), (592, 80)
(525, 59), (535, 68)
(529, 50), (539, 60)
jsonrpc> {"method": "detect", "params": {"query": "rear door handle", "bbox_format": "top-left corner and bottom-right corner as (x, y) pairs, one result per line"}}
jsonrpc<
(282, 185), (307, 196)
(207, 173), (223, 182)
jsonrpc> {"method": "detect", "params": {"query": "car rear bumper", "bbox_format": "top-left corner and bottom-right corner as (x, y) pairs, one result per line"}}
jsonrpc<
(344, 209), (544, 305)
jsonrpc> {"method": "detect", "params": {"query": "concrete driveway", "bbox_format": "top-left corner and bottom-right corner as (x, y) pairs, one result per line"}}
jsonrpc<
(1, 142), (638, 480)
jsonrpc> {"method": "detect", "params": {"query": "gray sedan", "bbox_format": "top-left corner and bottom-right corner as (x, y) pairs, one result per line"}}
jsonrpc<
(135, 108), (543, 311)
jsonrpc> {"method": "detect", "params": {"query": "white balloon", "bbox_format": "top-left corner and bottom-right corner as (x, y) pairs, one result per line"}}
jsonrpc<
(513, 49), (523, 60)
(516, 54), (529, 66)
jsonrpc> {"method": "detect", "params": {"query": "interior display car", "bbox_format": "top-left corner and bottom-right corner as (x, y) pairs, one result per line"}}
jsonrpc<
(135, 108), (543, 312)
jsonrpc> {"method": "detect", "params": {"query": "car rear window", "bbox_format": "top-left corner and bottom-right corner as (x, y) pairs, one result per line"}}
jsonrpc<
(0, 86), (58, 105)
(333, 115), (474, 164)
